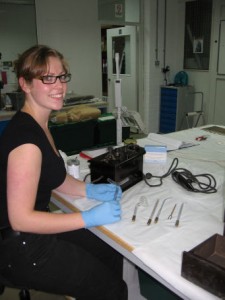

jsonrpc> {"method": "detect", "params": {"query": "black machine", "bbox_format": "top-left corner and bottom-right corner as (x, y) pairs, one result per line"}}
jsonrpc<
(88, 144), (146, 191)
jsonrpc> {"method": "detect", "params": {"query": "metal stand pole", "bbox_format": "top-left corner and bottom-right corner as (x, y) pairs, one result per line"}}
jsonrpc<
(115, 53), (122, 145)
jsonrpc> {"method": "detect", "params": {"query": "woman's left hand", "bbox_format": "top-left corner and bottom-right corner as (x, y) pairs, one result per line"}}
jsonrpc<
(86, 183), (122, 202)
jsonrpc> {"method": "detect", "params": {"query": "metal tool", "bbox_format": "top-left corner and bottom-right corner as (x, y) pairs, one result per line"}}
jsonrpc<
(168, 204), (177, 220)
(175, 203), (184, 227)
(107, 178), (120, 202)
(132, 202), (140, 222)
(132, 196), (148, 222)
(107, 178), (118, 185)
(154, 197), (169, 223)
(147, 199), (159, 225)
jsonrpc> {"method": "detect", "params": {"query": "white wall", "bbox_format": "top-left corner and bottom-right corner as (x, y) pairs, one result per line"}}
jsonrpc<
(143, 0), (186, 132)
(1, 0), (219, 132)
(0, 3), (37, 93)
(35, 0), (102, 98)
(144, 0), (213, 132)
(34, 0), (220, 132)
(0, 4), (36, 61)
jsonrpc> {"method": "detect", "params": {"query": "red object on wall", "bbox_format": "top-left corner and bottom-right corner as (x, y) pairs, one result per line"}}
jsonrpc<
(1, 71), (7, 84)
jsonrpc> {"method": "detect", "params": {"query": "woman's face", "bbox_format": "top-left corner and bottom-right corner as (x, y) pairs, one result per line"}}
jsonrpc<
(24, 56), (68, 112)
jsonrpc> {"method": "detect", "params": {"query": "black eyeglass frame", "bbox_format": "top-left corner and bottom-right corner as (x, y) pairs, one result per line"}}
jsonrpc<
(38, 73), (72, 84)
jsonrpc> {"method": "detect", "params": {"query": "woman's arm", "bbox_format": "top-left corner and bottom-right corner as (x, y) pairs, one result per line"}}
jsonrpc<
(7, 143), (85, 234)
(55, 173), (86, 197)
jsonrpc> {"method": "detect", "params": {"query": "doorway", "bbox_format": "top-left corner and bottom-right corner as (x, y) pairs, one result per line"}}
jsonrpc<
(101, 25), (138, 113)
(209, 0), (225, 125)
(101, 25), (120, 98)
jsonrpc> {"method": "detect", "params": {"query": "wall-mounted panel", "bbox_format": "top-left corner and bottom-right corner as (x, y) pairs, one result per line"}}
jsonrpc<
(217, 20), (225, 75)
(183, 0), (212, 70)
(214, 79), (225, 125)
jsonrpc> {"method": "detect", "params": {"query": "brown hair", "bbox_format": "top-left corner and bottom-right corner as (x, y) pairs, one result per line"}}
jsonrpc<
(14, 45), (69, 83)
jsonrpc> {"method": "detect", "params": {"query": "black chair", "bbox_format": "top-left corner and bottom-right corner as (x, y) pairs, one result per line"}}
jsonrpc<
(0, 274), (31, 300)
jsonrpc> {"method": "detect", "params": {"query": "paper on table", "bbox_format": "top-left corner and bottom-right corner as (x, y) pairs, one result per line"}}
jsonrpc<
(79, 147), (108, 159)
(146, 133), (197, 151)
(144, 145), (167, 163)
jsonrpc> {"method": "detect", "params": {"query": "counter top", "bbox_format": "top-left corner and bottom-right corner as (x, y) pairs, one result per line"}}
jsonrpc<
(0, 110), (16, 121)
(0, 100), (108, 122)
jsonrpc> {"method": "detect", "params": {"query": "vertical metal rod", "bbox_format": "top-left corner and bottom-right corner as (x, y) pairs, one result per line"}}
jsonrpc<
(163, 0), (167, 69)
(155, 0), (159, 64)
(154, 197), (169, 223)
(175, 203), (184, 227)
(147, 199), (159, 225)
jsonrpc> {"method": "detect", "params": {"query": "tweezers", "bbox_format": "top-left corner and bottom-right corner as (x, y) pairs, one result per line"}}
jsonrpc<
(168, 204), (177, 219)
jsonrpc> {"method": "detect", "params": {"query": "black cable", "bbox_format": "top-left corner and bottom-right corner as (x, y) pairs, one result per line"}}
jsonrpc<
(171, 168), (217, 193)
(144, 157), (179, 187)
(83, 173), (90, 182)
(83, 173), (104, 183)
(144, 157), (217, 193)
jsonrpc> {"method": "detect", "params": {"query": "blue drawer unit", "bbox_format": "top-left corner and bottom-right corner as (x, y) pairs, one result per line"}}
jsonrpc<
(0, 120), (10, 136)
(159, 86), (194, 133)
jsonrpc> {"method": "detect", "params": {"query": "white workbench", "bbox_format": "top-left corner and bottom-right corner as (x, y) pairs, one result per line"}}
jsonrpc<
(51, 125), (225, 300)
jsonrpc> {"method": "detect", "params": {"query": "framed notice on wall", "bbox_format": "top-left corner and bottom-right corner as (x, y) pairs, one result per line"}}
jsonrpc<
(193, 38), (203, 54)
(217, 20), (225, 75)
(183, 0), (212, 70)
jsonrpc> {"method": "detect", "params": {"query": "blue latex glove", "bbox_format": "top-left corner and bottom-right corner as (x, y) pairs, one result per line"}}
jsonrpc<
(81, 201), (121, 228)
(86, 183), (122, 202)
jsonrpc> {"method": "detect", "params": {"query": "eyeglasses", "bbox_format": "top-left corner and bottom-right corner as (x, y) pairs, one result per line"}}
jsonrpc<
(38, 73), (71, 84)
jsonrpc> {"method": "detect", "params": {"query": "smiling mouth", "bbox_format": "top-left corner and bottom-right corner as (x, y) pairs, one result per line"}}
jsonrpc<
(50, 93), (64, 99)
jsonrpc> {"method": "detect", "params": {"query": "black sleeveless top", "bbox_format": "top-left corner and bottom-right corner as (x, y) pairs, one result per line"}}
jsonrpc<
(0, 111), (66, 228)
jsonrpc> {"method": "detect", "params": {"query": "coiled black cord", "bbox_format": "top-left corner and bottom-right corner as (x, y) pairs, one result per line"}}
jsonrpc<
(171, 168), (217, 193)
(144, 158), (217, 193)
(144, 158), (179, 187)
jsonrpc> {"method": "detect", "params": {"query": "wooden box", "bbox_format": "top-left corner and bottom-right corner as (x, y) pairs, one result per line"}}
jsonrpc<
(181, 234), (225, 298)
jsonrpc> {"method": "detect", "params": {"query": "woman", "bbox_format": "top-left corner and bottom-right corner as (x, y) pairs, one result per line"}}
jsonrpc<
(0, 45), (127, 300)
